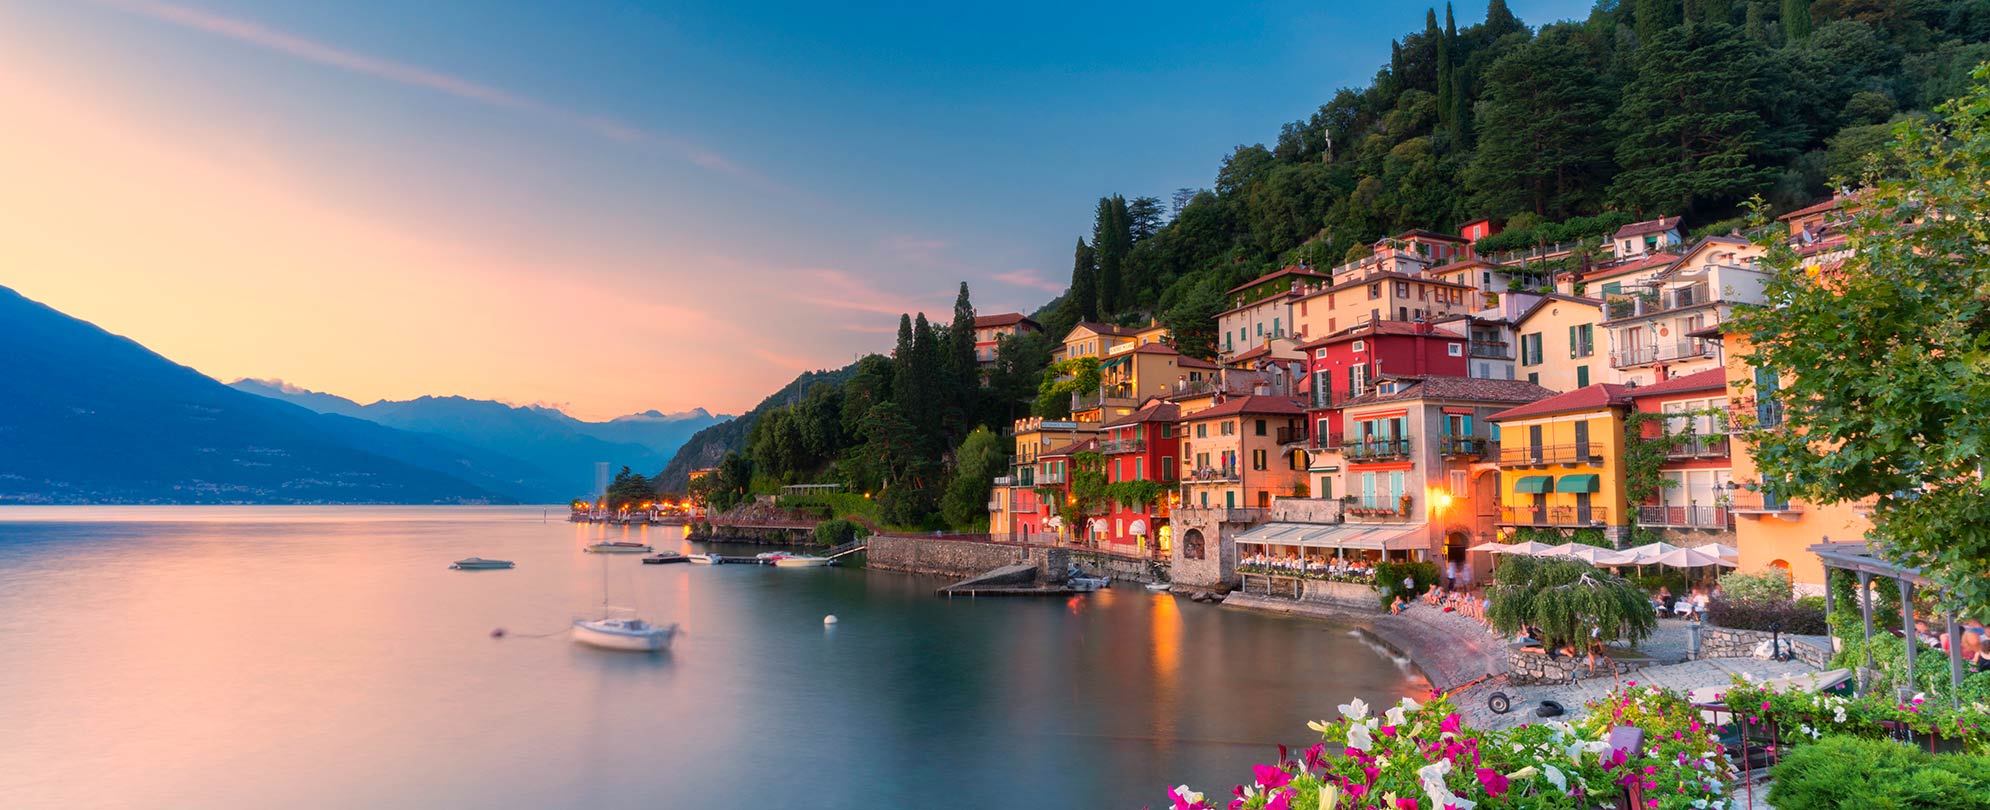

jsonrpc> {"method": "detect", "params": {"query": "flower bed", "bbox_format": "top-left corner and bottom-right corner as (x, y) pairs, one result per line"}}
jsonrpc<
(1237, 564), (1377, 585)
(1165, 686), (1730, 810)
(1717, 677), (1990, 755)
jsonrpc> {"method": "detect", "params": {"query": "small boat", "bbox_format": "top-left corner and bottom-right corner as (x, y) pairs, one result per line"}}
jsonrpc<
(584, 541), (653, 554)
(450, 557), (515, 570)
(1068, 576), (1110, 592)
(687, 554), (718, 565)
(1145, 581), (1172, 593)
(754, 551), (791, 561)
(642, 551), (689, 565)
(571, 617), (679, 651)
(771, 555), (831, 568)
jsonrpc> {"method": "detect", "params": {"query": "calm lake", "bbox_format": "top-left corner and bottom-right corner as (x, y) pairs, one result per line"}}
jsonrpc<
(0, 506), (1417, 809)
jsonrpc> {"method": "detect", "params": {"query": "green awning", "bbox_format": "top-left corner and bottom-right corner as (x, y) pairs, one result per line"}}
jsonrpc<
(1556, 474), (1601, 493)
(1514, 475), (1554, 494)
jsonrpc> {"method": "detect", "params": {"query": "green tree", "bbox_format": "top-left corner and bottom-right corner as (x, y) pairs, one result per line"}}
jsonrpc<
(1160, 273), (1227, 360)
(1092, 195), (1133, 315)
(1467, 25), (1614, 217)
(1483, 0), (1523, 39)
(939, 427), (1007, 529)
(1607, 22), (1781, 218)
(1782, 0), (1812, 42)
(1485, 555), (1659, 649)
(1033, 356), (1101, 418)
(690, 451), (753, 514)
(1727, 67), (1990, 614)
(944, 282), (979, 444)
(985, 330), (1054, 425)
(1634, 0), (1679, 45)
(1066, 238), (1098, 323)
(605, 465), (654, 508)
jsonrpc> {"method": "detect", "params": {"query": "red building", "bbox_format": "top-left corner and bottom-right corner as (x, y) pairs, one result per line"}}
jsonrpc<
(1299, 320), (1471, 446)
(1096, 399), (1181, 557)
(1032, 437), (1097, 544)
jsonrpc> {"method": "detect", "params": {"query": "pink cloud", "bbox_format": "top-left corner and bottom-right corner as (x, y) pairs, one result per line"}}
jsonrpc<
(992, 267), (1066, 294)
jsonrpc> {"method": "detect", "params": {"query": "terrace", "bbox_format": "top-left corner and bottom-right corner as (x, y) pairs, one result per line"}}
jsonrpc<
(1497, 443), (1604, 466)
(1499, 504), (1611, 526)
(1610, 338), (1715, 369)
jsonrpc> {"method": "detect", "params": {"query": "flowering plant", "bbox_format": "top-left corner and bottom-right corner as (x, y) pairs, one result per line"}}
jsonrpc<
(1163, 689), (1734, 810)
(1717, 676), (1990, 754)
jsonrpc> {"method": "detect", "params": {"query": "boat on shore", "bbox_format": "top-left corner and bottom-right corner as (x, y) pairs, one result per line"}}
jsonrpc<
(642, 551), (688, 565)
(571, 617), (679, 651)
(450, 557), (515, 570)
(771, 555), (831, 568)
(584, 541), (653, 554)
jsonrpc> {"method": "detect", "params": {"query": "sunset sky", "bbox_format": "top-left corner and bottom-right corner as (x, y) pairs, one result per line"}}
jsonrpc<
(0, 0), (1587, 419)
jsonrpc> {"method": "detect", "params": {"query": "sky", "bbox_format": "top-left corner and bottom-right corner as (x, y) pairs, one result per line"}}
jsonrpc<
(0, 0), (1593, 420)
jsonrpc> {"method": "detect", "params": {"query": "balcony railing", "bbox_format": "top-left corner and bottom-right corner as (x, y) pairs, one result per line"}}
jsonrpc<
(1664, 433), (1730, 459)
(1038, 472), (1067, 485)
(1605, 284), (1712, 321)
(1636, 504), (1731, 529)
(1275, 425), (1308, 445)
(1468, 340), (1511, 359)
(1499, 505), (1611, 526)
(1340, 438), (1412, 462)
(1313, 431), (1344, 451)
(1726, 493), (1802, 515)
(1097, 438), (1147, 454)
(991, 475), (1013, 487)
(1438, 435), (1494, 458)
(1175, 506), (1267, 524)
(1497, 444), (1603, 465)
(1611, 339), (1714, 368)
(1183, 466), (1240, 483)
(1347, 503), (1414, 521)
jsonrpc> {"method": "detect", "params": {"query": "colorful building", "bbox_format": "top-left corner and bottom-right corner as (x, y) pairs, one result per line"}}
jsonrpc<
(1300, 320), (1470, 448)
(1601, 236), (1767, 386)
(1609, 216), (1683, 260)
(1510, 294), (1604, 392)
(1488, 384), (1637, 542)
(1096, 399), (1182, 557)
(1290, 271), (1477, 340)
(1177, 395), (1309, 512)
(1034, 437), (1100, 544)
(1427, 257), (1512, 308)
(1217, 267), (1331, 360)
(1076, 342), (1202, 424)
(1626, 368), (1735, 541)
(971, 312), (1041, 366)
(1003, 417), (1096, 542)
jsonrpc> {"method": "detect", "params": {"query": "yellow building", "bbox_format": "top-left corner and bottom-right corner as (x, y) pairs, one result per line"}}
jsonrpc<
(1074, 342), (1200, 424)
(1056, 320), (1169, 363)
(1487, 384), (1635, 542)
(1176, 395), (1310, 513)
(1510, 294), (1605, 393)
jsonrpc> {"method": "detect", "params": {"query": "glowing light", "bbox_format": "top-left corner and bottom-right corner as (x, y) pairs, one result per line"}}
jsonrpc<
(1426, 487), (1454, 512)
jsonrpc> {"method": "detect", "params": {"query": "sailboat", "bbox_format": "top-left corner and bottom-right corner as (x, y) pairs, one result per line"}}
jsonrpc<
(572, 553), (678, 652)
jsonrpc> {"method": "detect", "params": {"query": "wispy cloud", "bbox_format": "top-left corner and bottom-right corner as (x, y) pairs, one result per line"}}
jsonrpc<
(804, 268), (945, 317)
(93, 0), (756, 180)
(992, 267), (1066, 294)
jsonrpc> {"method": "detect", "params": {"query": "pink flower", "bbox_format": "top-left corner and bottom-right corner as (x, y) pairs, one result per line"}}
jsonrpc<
(1395, 798), (1419, 810)
(1474, 767), (1510, 798)
(1253, 764), (1292, 791)
(1440, 714), (1463, 734)
(1379, 725), (1397, 737)
(1265, 789), (1293, 810)
(1303, 743), (1327, 773)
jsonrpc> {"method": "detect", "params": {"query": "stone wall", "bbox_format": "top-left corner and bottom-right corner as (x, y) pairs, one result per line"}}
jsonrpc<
(1506, 648), (1659, 686)
(1169, 508), (1237, 591)
(865, 535), (1026, 578)
(1699, 626), (1833, 668)
(1303, 580), (1383, 612)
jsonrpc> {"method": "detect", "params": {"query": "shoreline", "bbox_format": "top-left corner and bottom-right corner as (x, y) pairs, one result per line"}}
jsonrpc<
(1219, 593), (1504, 694)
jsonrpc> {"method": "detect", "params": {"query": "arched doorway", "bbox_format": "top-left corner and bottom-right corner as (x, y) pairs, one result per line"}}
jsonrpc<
(1182, 529), (1205, 560)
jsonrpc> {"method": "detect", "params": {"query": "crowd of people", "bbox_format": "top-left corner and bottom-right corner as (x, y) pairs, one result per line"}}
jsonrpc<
(1913, 617), (1990, 672)
(1237, 551), (1379, 583)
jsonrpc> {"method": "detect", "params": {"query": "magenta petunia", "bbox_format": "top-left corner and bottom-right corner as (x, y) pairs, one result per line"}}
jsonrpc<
(1253, 764), (1292, 790)
(1474, 767), (1509, 798)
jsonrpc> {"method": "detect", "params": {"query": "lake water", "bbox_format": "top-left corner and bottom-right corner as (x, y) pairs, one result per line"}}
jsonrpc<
(0, 506), (1417, 809)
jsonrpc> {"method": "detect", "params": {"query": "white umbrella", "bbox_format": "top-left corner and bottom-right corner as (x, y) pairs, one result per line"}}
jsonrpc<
(1703, 543), (1739, 560)
(1652, 547), (1736, 568)
(1467, 541), (1513, 554)
(1543, 543), (1637, 566)
(1491, 540), (1558, 555)
(1623, 541), (1682, 558)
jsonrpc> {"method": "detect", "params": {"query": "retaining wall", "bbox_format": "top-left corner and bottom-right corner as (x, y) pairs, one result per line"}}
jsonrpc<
(1506, 648), (1659, 686)
(1699, 626), (1834, 668)
(865, 535), (1027, 578)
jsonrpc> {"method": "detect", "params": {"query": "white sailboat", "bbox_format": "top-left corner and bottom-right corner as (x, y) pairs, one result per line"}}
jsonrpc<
(572, 554), (678, 652)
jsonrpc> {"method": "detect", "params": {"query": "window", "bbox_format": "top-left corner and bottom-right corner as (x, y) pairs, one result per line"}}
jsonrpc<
(1196, 423), (1207, 438)
(1315, 348), (1328, 359)
(1450, 470), (1467, 497)
(1290, 449), (1305, 470)
(1395, 281), (1410, 297)
(1601, 281), (1622, 296)
(1254, 419), (1267, 436)
(1369, 283), (1382, 300)
(1576, 365), (1590, 387)
(1349, 364), (1369, 397)
(1527, 372), (1539, 384)
(1319, 476), (1333, 499)
(1482, 271), (1492, 287)
(1520, 332), (1544, 366)
(1444, 413), (1471, 436)
(1183, 529), (1205, 559)
(1220, 420), (1235, 436)
(1252, 449), (1267, 470)
(1447, 342), (1463, 357)
(1272, 317), (1281, 336)
(1134, 457), (1145, 480)
(1351, 340), (1366, 352)
(1161, 456), (1174, 481)
(1257, 323), (1264, 336)
(1755, 367), (1782, 427)
(1570, 324), (1594, 358)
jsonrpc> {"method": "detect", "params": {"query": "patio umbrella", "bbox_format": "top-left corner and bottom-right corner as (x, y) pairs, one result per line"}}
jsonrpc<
(1491, 540), (1558, 555)
(1703, 543), (1739, 560)
(1542, 543), (1637, 566)
(1467, 541), (1513, 554)
(1622, 541), (1682, 559)
(1651, 547), (1736, 569)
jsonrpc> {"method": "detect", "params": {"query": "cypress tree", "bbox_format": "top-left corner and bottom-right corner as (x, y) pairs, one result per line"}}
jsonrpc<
(1067, 238), (1098, 322)
(1092, 196), (1133, 317)
(1483, 0), (1522, 39)
(1436, 4), (1456, 140)
(945, 281), (978, 441)
(909, 313), (942, 451)
(1781, 0), (1811, 43)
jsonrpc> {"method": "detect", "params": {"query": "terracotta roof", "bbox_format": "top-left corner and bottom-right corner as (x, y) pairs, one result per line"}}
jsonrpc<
(1613, 217), (1681, 239)
(1068, 321), (1136, 338)
(1177, 355), (1220, 370)
(1583, 252), (1679, 282)
(1488, 384), (1635, 422)
(1181, 395), (1306, 420)
(1512, 294), (1604, 328)
(1341, 376), (1556, 408)
(1778, 192), (1863, 221)
(1226, 266), (1331, 295)
(1428, 257), (1499, 275)
(1294, 319), (1466, 350)
(1040, 437), (1100, 458)
(1628, 368), (1729, 399)
(1217, 287), (1306, 316)
(973, 312), (1038, 330)
(1100, 400), (1181, 429)
(1390, 228), (1469, 244)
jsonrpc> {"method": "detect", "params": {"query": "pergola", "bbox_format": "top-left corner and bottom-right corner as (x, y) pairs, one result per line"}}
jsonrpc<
(1809, 539), (1975, 708)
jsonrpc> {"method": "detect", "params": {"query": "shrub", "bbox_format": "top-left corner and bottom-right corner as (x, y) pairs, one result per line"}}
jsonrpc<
(1485, 555), (1657, 648)
(1373, 560), (1439, 606)
(1768, 736), (1990, 810)
(813, 519), (863, 547)
(1706, 596), (1829, 635)
(1719, 569), (1795, 604)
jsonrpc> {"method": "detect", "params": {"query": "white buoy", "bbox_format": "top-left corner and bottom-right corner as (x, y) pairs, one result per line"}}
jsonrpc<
(823, 614), (839, 625)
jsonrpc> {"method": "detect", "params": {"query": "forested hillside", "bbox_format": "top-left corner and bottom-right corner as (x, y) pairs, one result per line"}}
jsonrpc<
(654, 363), (861, 491)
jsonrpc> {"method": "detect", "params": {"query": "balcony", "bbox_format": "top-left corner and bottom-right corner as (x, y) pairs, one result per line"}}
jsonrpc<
(1498, 444), (1603, 466)
(1183, 466), (1240, 483)
(1340, 438), (1413, 463)
(1038, 471), (1067, 485)
(991, 476), (1014, 487)
(1468, 340), (1511, 359)
(1611, 339), (1714, 369)
(1438, 435), (1494, 458)
(1665, 433), (1730, 459)
(1637, 504), (1732, 529)
(1177, 506), (1268, 524)
(1097, 438), (1147, 454)
(1275, 425), (1309, 445)
(1727, 492), (1803, 516)
(1605, 283), (1713, 321)
(1347, 502), (1414, 521)
(1499, 505), (1611, 526)
(1312, 431), (1345, 451)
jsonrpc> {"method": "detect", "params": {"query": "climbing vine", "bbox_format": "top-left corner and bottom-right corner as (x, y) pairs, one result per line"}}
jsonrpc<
(1056, 451), (1109, 528)
(1621, 411), (1675, 516)
(1103, 479), (1164, 511)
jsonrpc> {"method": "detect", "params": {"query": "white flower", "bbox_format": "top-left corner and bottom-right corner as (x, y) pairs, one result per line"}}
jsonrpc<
(1317, 784), (1339, 809)
(1833, 707), (1848, 723)
(1170, 786), (1203, 806)
(1543, 765), (1568, 793)
(1507, 766), (1538, 780)
(1385, 705), (1409, 726)
(1307, 719), (1335, 735)
(1346, 721), (1373, 751)
(1417, 760), (1475, 810)
(1338, 697), (1370, 721)
(1398, 696), (1422, 713)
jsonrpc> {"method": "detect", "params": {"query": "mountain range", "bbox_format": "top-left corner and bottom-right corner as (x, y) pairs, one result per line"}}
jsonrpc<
(0, 285), (725, 504)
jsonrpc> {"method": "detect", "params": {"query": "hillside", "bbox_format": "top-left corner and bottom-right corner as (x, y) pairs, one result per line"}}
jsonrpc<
(654, 362), (860, 491)
(0, 286), (513, 504)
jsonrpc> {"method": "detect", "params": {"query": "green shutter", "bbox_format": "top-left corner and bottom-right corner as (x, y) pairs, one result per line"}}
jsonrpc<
(1577, 365), (1590, 387)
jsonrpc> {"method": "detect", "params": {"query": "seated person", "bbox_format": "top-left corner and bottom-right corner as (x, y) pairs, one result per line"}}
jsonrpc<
(1389, 595), (1405, 615)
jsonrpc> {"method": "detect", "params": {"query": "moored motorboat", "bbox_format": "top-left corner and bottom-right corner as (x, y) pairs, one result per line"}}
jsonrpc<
(687, 554), (717, 565)
(571, 617), (679, 651)
(450, 557), (515, 570)
(1068, 576), (1110, 591)
(584, 541), (653, 554)
(771, 555), (831, 568)
(753, 551), (791, 562)
(1144, 581), (1172, 592)
(642, 551), (688, 565)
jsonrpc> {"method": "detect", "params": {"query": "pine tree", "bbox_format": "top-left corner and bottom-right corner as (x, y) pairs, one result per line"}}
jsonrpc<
(1745, 1), (1767, 42)
(1483, 0), (1522, 39)
(1634, 0), (1677, 44)
(1467, 27), (1614, 218)
(909, 313), (941, 449)
(944, 282), (978, 443)
(1607, 21), (1778, 218)
(1781, 0), (1811, 43)
(1067, 238), (1098, 322)
(1092, 196), (1133, 317)
(1437, 4), (1456, 142)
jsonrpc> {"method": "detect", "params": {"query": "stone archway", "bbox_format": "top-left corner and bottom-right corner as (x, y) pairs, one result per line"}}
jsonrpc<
(1182, 529), (1206, 561)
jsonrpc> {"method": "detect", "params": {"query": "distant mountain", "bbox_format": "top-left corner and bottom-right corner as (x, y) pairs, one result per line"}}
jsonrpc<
(655, 363), (857, 491)
(229, 381), (727, 496)
(0, 286), (518, 504)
